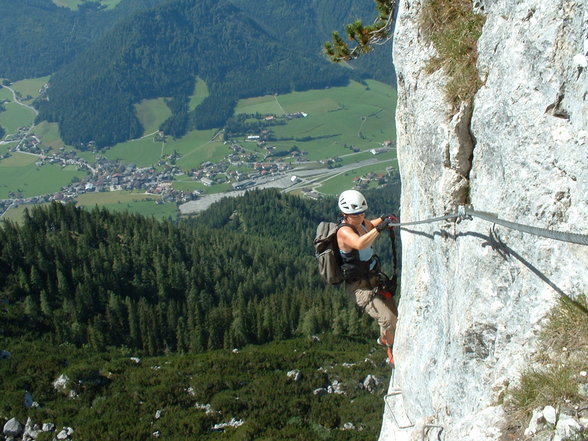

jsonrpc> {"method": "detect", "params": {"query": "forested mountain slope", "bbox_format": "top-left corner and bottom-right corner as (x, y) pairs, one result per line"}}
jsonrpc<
(35, 0), (353, 148)
(229, 0), (395, 84)
(0, 0), (167, 79)
(1, 0), (393, 149)
(0, 187), (400, 355)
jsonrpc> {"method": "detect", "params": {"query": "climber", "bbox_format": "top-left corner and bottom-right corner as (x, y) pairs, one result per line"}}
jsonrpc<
(336, 189), (399, 365)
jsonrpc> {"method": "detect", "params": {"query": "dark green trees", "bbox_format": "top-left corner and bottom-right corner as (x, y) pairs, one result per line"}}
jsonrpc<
(0, 186), (399, 355)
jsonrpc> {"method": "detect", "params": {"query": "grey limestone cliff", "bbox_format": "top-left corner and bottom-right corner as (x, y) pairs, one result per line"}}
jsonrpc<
(382, 0), (588, 439)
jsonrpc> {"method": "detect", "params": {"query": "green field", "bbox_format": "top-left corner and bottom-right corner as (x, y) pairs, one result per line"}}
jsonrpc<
(0, 153), (87, 199)
(134, 98), (172, 135)
(1, 203), (49, 223)
(233, 80), (397, 166)
(32, 121), (66, 149)
(268, 81), (396, 161)
(317, 159), (398, 194)
(106, 76), (226, 169)
(106, 136), (167, 166)
(51, 0), (121, 10)
(0, 86), (12, 101)
(236, 94), (286, 115)
(0, 190), (178, 222)
(188, 76), (208, 111)
(105, 128), (228, 169)
(0, 102), (35, 136)
(75, 191), (178, 220)
(11, 76), (50, 101)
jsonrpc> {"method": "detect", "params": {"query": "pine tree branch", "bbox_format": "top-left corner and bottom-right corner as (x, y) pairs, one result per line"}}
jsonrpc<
(324, 0), (397, 62)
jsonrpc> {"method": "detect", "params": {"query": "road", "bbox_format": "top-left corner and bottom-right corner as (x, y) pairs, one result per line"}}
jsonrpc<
(179, 157), (395, 215)
(0, 84), (38, 150)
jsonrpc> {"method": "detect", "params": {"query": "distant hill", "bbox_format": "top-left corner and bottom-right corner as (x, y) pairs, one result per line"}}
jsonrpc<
(0, 0), (168, 79)
(230, 0), (395, 85)
(1, 0), (394, 149)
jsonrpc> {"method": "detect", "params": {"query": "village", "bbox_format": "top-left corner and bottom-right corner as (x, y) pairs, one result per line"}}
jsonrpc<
(0, 123), (395, 218)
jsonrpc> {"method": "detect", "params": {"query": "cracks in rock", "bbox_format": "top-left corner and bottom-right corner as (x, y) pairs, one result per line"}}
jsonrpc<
(441, 101), (475, 217)
(522, 8), (536, 22)
(545, 85), (571, 120)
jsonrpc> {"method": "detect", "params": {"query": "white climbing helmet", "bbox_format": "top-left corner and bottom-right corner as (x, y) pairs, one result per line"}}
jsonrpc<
(338, 190), (368, 214)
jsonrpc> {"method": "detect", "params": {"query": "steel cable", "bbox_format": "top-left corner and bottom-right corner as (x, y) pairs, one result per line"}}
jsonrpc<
(388, 205), (588, 246)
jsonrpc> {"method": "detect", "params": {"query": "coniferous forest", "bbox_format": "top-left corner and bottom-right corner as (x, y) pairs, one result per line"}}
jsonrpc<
(0, 187), (400, 356)
(0, 187), (400, 440)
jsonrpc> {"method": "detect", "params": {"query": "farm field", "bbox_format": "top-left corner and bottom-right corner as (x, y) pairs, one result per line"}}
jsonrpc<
(75, 191), (178, 220)
(10, 76), (50, 101)
(236, 80), (396, 163)
(32, 121), (67, 150)
(316, 159), (398, 194)
(0, 152), (87, 199)
(0, 203), (49, 223)
(51, 0), (122, 10)
(134, 98), (172, 135)
(0, 102), (36, 136)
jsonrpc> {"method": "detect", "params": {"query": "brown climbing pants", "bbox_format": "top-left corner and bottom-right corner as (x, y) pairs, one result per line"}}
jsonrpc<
(346, 274), (398, 343)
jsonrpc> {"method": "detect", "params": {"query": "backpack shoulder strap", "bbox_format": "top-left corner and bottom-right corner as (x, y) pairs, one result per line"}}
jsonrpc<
(337, 223), (359, 235)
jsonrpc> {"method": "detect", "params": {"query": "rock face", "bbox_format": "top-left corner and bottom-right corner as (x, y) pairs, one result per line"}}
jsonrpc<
(382, 0), (588, 440)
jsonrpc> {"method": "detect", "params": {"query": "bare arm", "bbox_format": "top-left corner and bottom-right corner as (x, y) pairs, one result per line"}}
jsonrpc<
(337, 219), (383, 252)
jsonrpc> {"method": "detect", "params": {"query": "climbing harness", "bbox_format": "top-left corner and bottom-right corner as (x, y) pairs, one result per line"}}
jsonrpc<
(388, 204), (588, 246)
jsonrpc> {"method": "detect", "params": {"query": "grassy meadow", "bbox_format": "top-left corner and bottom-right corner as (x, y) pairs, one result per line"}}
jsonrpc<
(317, 159), (398, 194)
(10, 76), (50, 101)
(32, 121), (67, 150)
(134, 98), (172, 135)
(236, 80), (397, 162)
(75, 191), (178, 221)
(51, 0), (122, 10)
(0, 102), (36, 136)
(0, 153), (86, 199)
(0, 86), (12, 101)
(188, 76), (208, 111)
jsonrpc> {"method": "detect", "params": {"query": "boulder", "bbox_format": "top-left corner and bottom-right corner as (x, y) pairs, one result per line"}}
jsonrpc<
(524, 409), (545, 436)
(313, 388), (328, 396)
(53, 374), (70, 390)
(42, 422), (55, 432)
(287, 369), (302, 381)
(554, 414), (582, 441)
(3, 418), (23, 437)
(343, 422), (356, 430)
(362, 374), (380, 392)
(543, 405), (557, 425)
(23, 417), (39, 441)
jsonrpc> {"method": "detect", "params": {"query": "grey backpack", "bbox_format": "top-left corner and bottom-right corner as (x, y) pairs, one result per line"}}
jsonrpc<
(314, 222), (357, 285)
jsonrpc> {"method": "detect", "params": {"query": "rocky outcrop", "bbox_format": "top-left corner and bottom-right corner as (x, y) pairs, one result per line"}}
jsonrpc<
(1, 417), (66, 441)
(383, 0), (588, 440)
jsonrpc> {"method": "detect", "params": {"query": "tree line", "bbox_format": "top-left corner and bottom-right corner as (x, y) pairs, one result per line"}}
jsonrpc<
(0, 186), (400, 355)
